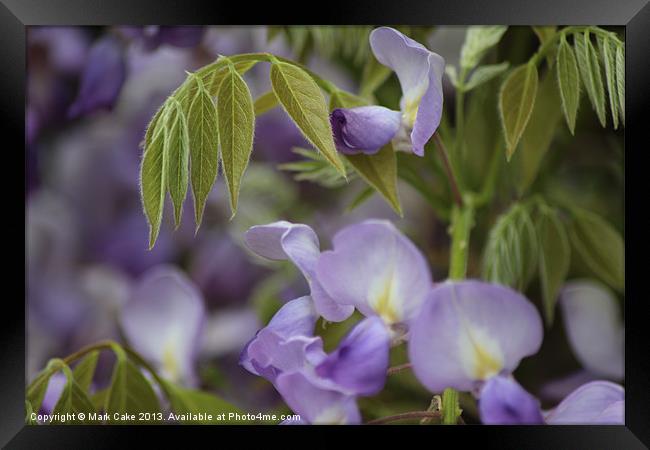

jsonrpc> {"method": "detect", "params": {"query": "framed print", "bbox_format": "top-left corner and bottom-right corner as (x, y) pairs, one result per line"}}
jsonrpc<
(2, 0), (649, 447)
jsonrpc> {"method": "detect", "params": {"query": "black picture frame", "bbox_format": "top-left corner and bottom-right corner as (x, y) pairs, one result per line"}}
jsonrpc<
(3, 0), (648, 447)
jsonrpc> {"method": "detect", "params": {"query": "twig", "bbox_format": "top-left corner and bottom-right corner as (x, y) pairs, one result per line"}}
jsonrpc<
(433, 133), (463, 208)
(387, 363), (413, 376)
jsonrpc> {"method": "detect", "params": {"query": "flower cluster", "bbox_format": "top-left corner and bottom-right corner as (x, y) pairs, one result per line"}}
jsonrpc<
(241, 219), (624, 425)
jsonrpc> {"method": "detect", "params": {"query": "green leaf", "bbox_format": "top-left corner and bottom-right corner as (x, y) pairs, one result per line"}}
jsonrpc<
(26, 358), (67, 413)
(568, 208), (624, 292)
(25, 400), (38, 425)
(140, 115), (168, 250)
(72, 350), (99, 392)
(536, 207), (570, 326)
(164, 381), (246, 424)
(445, 66), (458, 88)
(615, 43), (625, 126)
(574, 32), (607, 127)
(460, 26), (508, 70)
(483, 203), (538, 291)
(270, 60), (346, 176)
(514, 70), (563, 193)
(187, 75), (219, 229)
(330, 90), (402, 215)
(51, 365), (96, 424)
(598, 36), (619, 129)
(253, 90), (279, 116)
(556, 35), (581, 134)
(499, 63), (539, 160)
(360, 53), (393, 98)
(105, 347), (160, 423)
(217, 65), (256, 217)
(165, 100), (190, 227)
(463, 62), (509, 92)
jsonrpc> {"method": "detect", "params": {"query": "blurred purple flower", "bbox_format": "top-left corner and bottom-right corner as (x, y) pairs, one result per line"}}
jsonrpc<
(409, 280), (543, 393)
(68, 35), (126, 118)
(330, 27), (445, 156)
(245, 221), (354, 322)
(29, 27), (90, 75)
(254, 110), (308, 163)
(240, 297), (390, 424)
(559, 280), (624, 380)
(120, 26), (204, 51)
(479, 377), (624, 425)
(120, 266), (206, 386)
(189, 234), (266, 306)
(330, 106), (401, 155)
(39, 372), (67, 415)
(316, 219), (432, 327)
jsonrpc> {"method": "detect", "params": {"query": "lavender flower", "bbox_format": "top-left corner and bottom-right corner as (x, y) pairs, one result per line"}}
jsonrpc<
(330, 27), (445, 156)
(68, 35), (126, 118)
(245, 221), (354, 322)
(240, 297), (390, 424)
(316, 220), (432, 327)
(408, 280), (543, 393)
(120, 26), (204, 51)
(120, 266), (206, 386)
(559, 280), (624, 380)
(479, 376), (624, 425)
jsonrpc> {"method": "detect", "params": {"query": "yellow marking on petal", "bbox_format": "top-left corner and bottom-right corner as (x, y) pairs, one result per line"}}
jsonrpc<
(162, 343), (180, 382)
(403, 100), (420, 128)
(374, 280), (399, 325)
(472, 342), (503, 380)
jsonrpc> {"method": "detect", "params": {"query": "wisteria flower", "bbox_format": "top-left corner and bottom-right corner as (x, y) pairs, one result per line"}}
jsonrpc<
(68, 35), (126, 118)
(479, 376), (624, 425)
(120, 266), (206, 386)
(408, 280), (543, 393)
(240, 297), (390, 424)
(559, 280), (624, 380)
(245, 221), (354, 322)
(316, 220), (432, 328)
(330, 27), (445, 156)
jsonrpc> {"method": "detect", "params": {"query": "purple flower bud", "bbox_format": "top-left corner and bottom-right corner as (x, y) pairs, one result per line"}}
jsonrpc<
(330, 106), (401, 155)
(545, 381), (624, 424)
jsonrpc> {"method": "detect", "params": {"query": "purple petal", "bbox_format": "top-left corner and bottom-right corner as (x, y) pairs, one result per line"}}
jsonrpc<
(545, 381), (624, 424)
(411, 54), (444, 156)
(68, 35), (126, 118)
(315, 317), (390, 396)
(370, 27), (444, 155)
(330, 106), (401, 155)
(479, 376), (544, 425)
(39, 372), (67, 414)
(275, 371), (361, 424)
(316, 220), (432, 325)
(408, 280), (543, 393)
(239, 296), (324, 381)
(559, 280), (624, 379)
(245, 222), (354, 322)
(120, 266), (205, 386)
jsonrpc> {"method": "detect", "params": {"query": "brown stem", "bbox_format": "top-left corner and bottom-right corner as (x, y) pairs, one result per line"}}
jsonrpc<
(433, 133), (463, 208)
(387, 363), (413, 375)
(366, 411), (441, 425)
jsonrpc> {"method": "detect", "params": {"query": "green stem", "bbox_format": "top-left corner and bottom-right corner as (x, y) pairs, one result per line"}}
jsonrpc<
(440, 201), (475, 425)
(448, 202), (475, 280)
(442, 388), (462, 425)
